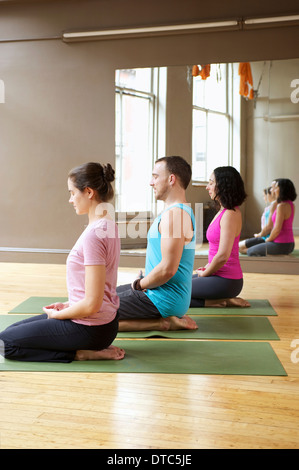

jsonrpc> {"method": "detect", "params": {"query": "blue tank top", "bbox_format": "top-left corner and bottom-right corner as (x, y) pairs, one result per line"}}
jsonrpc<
(145, 203), (196, 318)
(261, 205), (271, 240)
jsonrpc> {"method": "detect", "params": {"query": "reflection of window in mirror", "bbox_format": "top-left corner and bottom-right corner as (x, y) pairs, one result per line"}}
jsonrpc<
(115, 67), (166, 213)
(192, 63), (241, 182)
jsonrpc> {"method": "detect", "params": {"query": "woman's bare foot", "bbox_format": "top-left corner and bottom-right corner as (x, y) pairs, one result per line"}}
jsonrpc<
(224, 297), (251, 308)
(75, 345), (125, 361)
(168, 315), (198, 331)
(239, 241), (248, 254)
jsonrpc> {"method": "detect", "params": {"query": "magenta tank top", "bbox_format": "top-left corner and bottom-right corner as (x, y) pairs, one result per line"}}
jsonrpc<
(272, 200), (295, 243)
(206, 209), (243, 279)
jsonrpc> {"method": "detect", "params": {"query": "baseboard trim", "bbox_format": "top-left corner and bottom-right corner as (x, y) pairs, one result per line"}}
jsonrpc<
(0, 247), (70, 254)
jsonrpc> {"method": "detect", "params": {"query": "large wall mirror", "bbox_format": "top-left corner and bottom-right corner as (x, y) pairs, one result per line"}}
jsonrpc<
(115, 58), (299, 264)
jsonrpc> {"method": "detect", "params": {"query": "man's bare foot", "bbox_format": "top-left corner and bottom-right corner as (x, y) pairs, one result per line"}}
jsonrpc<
(203, 297), (250, 308)
(205, 299), (227, 308)
(168, 315), (198, 331)
(118, 317), (170, 331)
(224, 297), (251, 308)
(75, 345), (125, 361)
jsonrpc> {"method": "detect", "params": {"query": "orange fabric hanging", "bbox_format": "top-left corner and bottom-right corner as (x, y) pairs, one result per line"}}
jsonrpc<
(199, 64), (210, 80)
(238, 62), (254, 100)
(192, 65), (200, 77)
(192, 64), (210, 79)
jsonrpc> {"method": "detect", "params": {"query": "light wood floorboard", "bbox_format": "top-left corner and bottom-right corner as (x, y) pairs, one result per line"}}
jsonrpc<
(0, 262), (298, 449)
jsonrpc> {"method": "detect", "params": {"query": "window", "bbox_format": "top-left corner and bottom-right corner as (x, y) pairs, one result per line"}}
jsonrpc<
(115, 68), (166, 213)
(192, 63), (239, 182)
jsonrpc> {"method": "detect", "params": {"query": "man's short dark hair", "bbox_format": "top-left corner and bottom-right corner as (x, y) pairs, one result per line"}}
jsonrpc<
(156, 156), (192, 189)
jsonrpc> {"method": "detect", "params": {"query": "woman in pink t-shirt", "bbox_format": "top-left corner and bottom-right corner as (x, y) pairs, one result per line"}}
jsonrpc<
(190, 166), (250, 308)
(0, 162), (125, 362)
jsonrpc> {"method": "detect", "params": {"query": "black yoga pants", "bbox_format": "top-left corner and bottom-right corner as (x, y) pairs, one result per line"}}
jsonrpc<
(245, 236), (265, 248)
(116, 283), (161, 320)
(190, 274), (243, 308)
(0, 313), (119, 363)
(247, 241), (294, 257)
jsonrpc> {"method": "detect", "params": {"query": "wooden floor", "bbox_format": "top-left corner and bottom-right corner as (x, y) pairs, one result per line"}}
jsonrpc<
(0, 262), (298, 449)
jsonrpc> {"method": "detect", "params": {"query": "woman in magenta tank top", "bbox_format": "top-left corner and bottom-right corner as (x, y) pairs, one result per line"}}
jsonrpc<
(246, 178), (296, 256)
(190, 166), (249, 308)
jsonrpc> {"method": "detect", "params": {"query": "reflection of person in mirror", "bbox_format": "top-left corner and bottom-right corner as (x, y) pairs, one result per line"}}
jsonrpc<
(117, 156), (198, 332)
(190, 166), (250, 308)
(239, 186), (277, 254)
(243, 178), (297, 257)
(0, 162), (125, 363)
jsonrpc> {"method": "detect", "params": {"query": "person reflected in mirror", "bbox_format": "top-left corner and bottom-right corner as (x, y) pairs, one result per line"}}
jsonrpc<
(244, 178), (297, 256)
(239, 186), (277, 254)
(190, 166), (250, 308)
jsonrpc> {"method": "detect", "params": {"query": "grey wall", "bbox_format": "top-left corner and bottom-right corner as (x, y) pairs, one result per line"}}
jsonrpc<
(0, 0), (299, 262)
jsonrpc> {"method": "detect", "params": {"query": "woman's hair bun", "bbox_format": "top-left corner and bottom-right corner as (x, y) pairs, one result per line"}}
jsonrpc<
(103, 163), (115, 183)
(69, 161), (115, 202)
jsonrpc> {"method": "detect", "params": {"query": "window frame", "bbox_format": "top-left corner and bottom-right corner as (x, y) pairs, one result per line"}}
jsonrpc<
(192, 63), (236, 184)
(115, 84), (156, 212)
(115, 67), (167, 217)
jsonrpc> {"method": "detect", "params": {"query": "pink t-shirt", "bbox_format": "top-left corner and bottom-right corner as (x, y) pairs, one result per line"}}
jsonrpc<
(272, 200), (295, 243)
(66, 218), (120, 326)
(206, 208), (243, 279)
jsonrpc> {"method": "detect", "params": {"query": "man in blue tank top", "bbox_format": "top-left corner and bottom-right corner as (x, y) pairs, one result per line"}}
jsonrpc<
(117, 156), (198, 331)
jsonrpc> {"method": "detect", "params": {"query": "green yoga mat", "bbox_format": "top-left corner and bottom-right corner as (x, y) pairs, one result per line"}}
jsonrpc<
(8, 296), (68, 314)
(188, 299), (277, 316)
(8, 297), (277, 316)
(1, 314), (279, 341)
(0, 339), (286, 376)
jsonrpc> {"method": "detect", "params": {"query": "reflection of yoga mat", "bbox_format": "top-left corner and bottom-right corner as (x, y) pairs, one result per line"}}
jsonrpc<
(8, 297), (277, 317)
(188, 299), (277, 316)
(290, 249), (299, 257)
(1, 314), (279, 341)
(0, 338), (286, 376)
(118, 316), (279, 340)
(197, 249), (299, 258)
(239, 249), (299, 258)
(8, 297), (68, 314)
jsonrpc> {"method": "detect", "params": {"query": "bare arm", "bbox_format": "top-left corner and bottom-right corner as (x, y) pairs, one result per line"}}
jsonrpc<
(45, 265), (106, 320)
(255, 201), (277, 238)
(139, 207), (193, 290)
